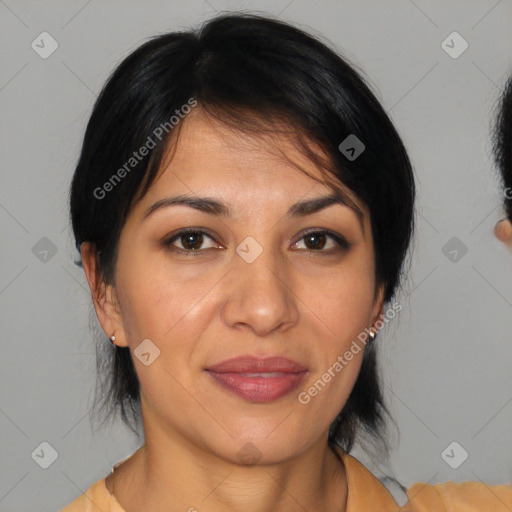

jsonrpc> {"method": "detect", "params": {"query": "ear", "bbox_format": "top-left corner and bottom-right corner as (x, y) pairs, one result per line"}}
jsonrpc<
(370, 282), (386, 334)
(494, 218), (512, 245)
(81, 242), (129, 347)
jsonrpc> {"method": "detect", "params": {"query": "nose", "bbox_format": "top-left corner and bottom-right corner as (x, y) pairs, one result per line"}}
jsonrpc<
(221, 243), (300, 337)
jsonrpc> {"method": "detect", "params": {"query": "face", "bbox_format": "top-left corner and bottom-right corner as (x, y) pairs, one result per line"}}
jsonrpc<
(87, 109), (384, 464)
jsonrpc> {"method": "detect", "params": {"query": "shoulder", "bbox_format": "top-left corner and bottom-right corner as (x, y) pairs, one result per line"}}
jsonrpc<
(61, 477), (124, 512)
(404, 481), (512, 511)
(338, 449), (512, 511)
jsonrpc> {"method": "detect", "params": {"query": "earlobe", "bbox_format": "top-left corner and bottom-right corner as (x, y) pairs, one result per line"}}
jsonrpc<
(80, 242), (128, 347)
(494, 218), (512, 245)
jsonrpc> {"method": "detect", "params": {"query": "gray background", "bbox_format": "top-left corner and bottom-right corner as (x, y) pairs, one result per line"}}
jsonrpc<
(1, 0), (511, 510)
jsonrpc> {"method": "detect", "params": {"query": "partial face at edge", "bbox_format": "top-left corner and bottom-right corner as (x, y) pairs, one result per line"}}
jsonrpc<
(495, 217), (512, 246)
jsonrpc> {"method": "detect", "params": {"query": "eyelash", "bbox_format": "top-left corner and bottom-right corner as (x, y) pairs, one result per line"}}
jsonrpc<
(163, 228), (350, 256)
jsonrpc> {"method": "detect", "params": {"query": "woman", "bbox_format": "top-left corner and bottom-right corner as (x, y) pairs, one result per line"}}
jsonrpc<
(62, 13), (512, 511)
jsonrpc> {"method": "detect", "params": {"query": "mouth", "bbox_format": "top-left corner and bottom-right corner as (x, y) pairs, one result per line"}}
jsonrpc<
(205, 356), (308, 403)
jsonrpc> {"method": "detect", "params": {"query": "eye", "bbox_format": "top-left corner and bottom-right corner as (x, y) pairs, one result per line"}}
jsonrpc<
(164, 228), (222, 255)
(291, 230), (349, 253)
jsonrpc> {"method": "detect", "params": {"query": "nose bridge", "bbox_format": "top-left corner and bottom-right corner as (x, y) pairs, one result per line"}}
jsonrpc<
(239, 238), (285, 295)
(221, 234), (299, 335)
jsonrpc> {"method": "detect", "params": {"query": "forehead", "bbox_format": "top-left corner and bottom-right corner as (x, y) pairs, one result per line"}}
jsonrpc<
(150, 108), (362, 208)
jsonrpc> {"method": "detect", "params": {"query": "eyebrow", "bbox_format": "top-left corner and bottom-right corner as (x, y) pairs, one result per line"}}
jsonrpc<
(143, 192), (365, 232)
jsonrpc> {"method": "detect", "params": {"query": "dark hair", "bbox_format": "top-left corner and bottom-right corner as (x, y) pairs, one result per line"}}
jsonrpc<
(494, 74), (512, 220)
(70, 13), (415, 457)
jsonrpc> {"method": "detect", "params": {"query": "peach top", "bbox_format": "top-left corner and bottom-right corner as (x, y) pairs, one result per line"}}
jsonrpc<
(61, 449), (512, 511)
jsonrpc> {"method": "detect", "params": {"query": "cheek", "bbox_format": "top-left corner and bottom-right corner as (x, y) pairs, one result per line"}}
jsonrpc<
(114, 255), (218, 410)
(296, 256), (376, 410)
(302, 256), (376, 337)
(115, 242), (217, 343)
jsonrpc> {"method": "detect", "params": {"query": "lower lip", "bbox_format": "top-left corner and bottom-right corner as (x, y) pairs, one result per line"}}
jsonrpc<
(206, 371), (307, 403)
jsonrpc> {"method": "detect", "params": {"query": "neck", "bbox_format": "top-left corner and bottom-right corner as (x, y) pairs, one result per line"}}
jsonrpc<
(108, 418), (348, 512)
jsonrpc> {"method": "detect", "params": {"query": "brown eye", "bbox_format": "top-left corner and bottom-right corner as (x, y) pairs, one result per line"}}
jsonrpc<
(164, 229), (219, 254)
(180, 232), (205, 250)
(292, 230), (348, 252)
(304, 232), (327, 250)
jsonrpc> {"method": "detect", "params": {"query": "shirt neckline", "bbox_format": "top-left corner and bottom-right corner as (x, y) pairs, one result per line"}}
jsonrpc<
(103, 446), (400, 511)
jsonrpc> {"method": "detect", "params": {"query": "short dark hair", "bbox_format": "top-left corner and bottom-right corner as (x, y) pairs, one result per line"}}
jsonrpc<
(70, 12), (415, 455)
(494, 75), (512, 220)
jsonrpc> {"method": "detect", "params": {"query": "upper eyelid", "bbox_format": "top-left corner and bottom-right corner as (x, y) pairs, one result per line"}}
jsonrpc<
(294, 228), (346, 240)
(165, 228), (218, 244)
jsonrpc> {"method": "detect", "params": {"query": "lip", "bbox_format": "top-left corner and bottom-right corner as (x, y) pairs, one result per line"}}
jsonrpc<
(205, 356), (308, 403)
(207, 356), (308, 374)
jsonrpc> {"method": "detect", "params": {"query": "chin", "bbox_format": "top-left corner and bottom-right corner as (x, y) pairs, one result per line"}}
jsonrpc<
(200, 427), (311, 467)
(226, 439), (305, 466)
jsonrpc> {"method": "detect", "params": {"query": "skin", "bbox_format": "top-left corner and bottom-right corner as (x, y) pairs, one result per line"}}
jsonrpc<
(82, 108), (385, 512)
(494, 218), (512, 246)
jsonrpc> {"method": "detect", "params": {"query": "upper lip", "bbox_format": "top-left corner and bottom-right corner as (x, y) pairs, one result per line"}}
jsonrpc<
(206, 356), (308, 373)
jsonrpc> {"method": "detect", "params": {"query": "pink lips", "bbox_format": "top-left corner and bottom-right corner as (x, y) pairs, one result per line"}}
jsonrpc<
(205, 356), (308, 403)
